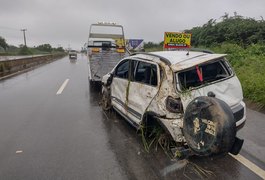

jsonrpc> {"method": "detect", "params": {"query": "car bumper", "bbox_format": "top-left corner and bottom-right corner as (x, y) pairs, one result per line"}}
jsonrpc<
(69, 55), (77, 59)
(232, 101), (246, 131)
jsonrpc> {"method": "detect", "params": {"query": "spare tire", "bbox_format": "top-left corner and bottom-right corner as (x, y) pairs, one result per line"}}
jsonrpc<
(183, 96), (236, 156)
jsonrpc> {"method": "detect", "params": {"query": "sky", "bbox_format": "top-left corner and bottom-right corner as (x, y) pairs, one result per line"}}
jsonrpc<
(0, 0), (265, 50)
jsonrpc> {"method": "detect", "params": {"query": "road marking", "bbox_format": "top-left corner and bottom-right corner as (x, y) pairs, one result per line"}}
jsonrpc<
(161, 160), (188, 176)
(230, 153), (265, 179)
(56, 79), (69, 95)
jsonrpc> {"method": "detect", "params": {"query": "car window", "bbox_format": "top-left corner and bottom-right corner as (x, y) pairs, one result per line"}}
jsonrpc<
(178, 59), (232, 90)
(115, 60), (129, 79)
(134, 61), (158, 86)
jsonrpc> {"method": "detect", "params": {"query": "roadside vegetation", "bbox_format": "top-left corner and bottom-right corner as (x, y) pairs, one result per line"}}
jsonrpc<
(0, 37), (65, 55)
(144, 13), (265, 108)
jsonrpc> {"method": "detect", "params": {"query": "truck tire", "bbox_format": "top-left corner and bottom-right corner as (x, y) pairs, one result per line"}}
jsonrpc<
(183, 96), (236, 156)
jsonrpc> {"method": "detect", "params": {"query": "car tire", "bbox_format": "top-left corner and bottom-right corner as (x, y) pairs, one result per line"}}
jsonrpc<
(183, 96), (236, 156)
(101, 87), (111, 111)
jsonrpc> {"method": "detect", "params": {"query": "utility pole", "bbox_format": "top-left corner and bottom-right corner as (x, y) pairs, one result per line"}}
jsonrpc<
(21, 29), (27, 47)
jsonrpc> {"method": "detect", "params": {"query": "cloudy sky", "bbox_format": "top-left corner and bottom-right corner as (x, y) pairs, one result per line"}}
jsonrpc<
(0, 0), (265, 50)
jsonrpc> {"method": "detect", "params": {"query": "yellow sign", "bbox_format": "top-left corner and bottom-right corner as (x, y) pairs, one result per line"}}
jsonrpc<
(164, 32), (192, 49)
(115, 38), (125, 53)
(115, 38), (125, 47)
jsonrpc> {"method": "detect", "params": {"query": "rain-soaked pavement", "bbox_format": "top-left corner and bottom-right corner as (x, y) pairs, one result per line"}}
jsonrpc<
(0, 54), (264, 179)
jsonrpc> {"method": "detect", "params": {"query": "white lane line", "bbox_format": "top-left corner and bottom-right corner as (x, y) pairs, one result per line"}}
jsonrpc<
(56, 79), (69, 95)
(161, 160), (188, 176)
(16, 150), (23, 154)
(230, 153), (265, 179)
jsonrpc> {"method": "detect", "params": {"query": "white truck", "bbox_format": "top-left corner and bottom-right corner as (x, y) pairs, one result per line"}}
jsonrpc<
(69, 50), (77, 59)
(87, 22), (128, 85)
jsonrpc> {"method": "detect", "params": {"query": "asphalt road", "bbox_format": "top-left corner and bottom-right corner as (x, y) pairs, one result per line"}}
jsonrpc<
(0, 54), (264, 180)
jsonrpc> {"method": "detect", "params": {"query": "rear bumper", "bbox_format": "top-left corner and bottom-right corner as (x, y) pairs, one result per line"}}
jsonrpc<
(236, 120), (246, 131)
(232, 101), (246, 131)
(69, 54), (77, 59)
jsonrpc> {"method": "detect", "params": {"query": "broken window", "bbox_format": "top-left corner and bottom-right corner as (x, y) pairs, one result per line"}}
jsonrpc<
(177, 59), (232, 90)
(134, 61), (158, 86)
(115, 60), (129, 79)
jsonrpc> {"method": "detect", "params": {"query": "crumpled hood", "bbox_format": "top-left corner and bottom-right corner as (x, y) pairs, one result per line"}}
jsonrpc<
(180, 76), (243, 110)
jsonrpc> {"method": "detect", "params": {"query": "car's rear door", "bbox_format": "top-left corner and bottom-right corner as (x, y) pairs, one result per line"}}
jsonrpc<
(127, 59), (160, 124)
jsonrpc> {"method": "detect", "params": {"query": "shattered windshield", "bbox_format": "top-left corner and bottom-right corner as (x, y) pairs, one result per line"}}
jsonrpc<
(177, 59), (233, 91)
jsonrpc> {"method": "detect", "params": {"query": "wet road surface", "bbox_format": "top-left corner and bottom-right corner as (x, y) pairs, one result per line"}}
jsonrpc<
(0, 54), (264, 179)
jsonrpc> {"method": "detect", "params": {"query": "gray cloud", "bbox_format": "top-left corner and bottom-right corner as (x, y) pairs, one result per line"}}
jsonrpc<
(1, 0), (265, 50)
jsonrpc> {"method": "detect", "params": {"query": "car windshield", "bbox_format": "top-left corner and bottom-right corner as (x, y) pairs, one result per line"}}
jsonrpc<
(177, 58), (232, 91)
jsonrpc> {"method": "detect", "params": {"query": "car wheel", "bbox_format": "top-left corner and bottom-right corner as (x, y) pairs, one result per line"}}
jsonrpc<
(183, 96), (236, 156)
(101, 87), (111, 111)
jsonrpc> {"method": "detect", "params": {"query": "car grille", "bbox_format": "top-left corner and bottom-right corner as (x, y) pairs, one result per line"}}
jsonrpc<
(232, 105), (244, 122)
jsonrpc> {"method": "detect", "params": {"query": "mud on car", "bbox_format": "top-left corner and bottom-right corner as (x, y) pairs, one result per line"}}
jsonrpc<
(101, 51), (246, 157)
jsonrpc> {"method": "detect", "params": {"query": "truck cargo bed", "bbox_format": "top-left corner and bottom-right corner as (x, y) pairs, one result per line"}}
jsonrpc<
(88, 51), (128, 81)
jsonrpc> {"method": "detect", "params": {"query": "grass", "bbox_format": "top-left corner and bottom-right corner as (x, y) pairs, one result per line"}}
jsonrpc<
(0, 46), (64, 56)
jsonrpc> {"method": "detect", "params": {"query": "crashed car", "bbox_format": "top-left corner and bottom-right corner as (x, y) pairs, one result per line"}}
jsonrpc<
(101, 51), (246, 156)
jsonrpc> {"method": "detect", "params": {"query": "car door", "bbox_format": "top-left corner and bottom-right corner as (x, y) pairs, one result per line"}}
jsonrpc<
(127, 60), (160, 125)
(111, 59), (131, 119)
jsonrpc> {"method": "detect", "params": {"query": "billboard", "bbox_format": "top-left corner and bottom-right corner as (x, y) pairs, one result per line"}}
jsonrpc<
(164, 32), (191, 49)
(127, 39), (144, 51)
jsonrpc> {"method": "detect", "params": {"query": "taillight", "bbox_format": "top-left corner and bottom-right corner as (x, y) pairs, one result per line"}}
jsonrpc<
(166, 96), (183, 113)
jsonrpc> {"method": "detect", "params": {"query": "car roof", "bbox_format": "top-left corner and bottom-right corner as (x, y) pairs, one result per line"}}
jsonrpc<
(132, 51), (227, 72)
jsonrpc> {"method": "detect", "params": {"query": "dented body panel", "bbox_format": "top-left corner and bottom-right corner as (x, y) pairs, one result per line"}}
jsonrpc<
(178, 76), (244, 110)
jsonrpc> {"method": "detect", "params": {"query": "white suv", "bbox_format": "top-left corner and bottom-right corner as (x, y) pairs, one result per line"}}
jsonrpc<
(101, 51), (246, 156)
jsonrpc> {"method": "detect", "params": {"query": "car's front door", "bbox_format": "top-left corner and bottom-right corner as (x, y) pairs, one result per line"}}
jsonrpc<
(111, 59), (131, 120)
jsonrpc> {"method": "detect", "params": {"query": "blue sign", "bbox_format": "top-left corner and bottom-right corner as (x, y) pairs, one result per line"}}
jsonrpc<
(127, 39), (144, 50)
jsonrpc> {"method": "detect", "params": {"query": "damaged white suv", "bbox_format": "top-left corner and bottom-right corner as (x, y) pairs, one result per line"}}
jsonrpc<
(101, 51), (246, 156)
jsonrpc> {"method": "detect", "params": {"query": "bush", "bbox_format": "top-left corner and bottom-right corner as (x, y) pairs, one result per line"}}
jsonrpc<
(18, 46), (33, 55)
(246, 44), (265, 56)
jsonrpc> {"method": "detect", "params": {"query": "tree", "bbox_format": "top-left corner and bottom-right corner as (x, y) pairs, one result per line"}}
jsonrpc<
(0, 36), (9, 51)
(185, 13), (265, 47)
(36, 44), (52, 52)
(54, 47), (65, 52)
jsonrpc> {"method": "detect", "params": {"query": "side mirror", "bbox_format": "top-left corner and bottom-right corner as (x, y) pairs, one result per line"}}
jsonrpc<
(102, 73), (113, 86)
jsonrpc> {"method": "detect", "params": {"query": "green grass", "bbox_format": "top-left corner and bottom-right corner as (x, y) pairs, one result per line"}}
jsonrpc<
(145, 46), (163, 52)
(0, 46), (65, 56)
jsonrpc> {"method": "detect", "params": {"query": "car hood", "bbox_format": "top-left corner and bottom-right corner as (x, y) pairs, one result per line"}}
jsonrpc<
(180, 76), (243, 110)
